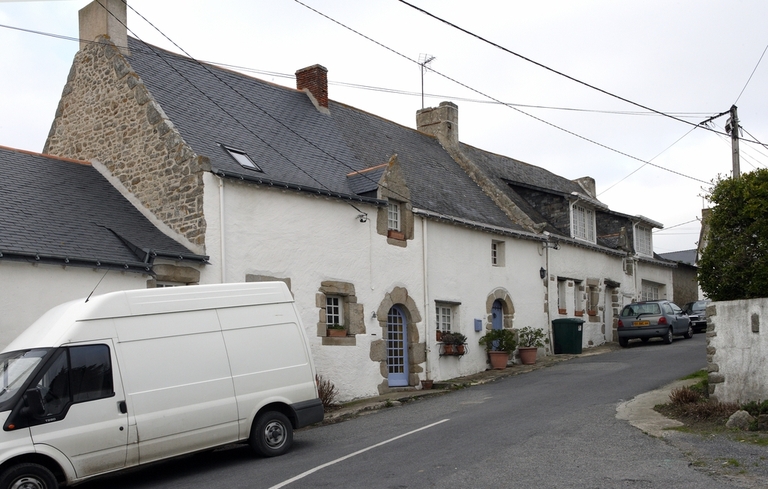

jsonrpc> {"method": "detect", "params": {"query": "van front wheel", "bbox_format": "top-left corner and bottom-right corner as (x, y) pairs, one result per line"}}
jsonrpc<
(0, 463), (58, 489)
(250, 411), (293, 457)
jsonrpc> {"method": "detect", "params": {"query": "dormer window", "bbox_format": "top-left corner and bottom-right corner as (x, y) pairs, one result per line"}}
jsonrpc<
(635, 224), (652, 256)
(571, 203), (595, 243)
(220, 144), (262, 172)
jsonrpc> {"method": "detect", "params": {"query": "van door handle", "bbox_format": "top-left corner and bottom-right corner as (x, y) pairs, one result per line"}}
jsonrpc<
(118, 401), (127, 414)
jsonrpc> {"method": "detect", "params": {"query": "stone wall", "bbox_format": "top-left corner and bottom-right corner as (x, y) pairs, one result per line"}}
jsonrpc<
(44, 37), (208, 248)
(708, 298), (768, 403)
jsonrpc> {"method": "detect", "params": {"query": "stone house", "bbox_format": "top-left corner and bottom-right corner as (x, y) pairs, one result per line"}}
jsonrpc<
(36, 0), (674, 400)
(0, 145), (207, 347)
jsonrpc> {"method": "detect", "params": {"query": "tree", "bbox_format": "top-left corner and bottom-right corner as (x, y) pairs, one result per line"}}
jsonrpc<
(698, 168), (768, 301)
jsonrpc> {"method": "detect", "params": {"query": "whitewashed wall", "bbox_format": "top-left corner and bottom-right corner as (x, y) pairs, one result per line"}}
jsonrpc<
(708, 299), (768, 404)
(201, 176), (426, 401)
(424, 220), (545, 380)
(0, 261), (149, 349)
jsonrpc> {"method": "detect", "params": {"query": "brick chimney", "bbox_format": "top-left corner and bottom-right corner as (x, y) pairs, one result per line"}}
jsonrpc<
(416, 101), (458, 145)
(296, 65), (329, 110)
(79, 0), (129, 56)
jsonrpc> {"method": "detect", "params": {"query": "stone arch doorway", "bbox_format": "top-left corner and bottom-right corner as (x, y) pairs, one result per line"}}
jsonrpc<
(486, 288), (515, 331)
(370, 286), (424, 393)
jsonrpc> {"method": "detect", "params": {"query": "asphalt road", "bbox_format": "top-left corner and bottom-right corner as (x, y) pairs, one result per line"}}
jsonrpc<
(82, 333), (751, 488)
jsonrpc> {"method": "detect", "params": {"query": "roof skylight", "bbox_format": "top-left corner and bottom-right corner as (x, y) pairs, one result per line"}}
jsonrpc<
(221, 144), (262, 172)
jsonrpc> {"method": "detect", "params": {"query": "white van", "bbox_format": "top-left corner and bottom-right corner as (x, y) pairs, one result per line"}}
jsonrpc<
(0, 282), (323, 488)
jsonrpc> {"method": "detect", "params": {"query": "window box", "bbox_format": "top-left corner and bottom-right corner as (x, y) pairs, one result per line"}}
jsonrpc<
(387, 229), (405, 240)
(574, 310), (584, 317)
(558, 308), (567, 315)
(327, 324), (347, 337)
(587, 309), (598, 317)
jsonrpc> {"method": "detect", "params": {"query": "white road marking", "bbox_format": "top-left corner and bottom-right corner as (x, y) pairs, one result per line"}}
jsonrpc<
(269, 419), (451, 488)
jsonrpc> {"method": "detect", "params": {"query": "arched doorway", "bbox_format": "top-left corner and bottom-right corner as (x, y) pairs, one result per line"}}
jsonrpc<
(386, 306), (409, 387)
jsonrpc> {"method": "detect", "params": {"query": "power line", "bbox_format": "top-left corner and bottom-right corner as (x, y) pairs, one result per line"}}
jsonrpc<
(734, 42), (768, 104)
(0, 23), (713, 120)
(294, 1), (710, 185)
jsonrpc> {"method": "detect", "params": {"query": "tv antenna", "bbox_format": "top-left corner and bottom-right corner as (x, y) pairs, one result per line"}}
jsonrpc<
(418, 53), (435, 109)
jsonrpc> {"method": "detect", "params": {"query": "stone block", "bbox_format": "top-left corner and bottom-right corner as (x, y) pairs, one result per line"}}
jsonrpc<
(369, 340), (385, 362)
(390, 286), (407, 306)
(348, 303), (366, 335)
(409, 342), (426, 364)
(708, 373), (724, 384)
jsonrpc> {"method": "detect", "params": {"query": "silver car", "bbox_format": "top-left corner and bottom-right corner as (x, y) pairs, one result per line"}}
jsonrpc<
(617, 300), (693, 347)
(683, 300), (710, 333)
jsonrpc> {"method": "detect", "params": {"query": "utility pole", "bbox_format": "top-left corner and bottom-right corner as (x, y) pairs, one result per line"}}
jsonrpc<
(698, 106), (742, 179)
(725, 105), (741, 179)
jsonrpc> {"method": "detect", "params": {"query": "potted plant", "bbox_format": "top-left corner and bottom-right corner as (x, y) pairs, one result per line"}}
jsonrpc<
(440, 332), (467, 355)
(326, 324), (346, 337)
(516, 326), (549, 365)
(478, 328), (517, 369)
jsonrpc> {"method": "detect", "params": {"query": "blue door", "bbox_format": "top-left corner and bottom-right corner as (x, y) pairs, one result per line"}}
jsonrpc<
(492, 300), (503, 330)
(387, 306), (409, 387)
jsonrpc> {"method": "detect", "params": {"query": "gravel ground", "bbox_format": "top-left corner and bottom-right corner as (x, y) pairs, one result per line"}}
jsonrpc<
(664, 430), (768, 488)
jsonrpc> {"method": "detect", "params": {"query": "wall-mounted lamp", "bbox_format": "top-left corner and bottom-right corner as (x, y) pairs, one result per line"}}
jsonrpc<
(539, 267), (547, 279)
(371, 311), (377, 319)
(357, 213), (368, 223)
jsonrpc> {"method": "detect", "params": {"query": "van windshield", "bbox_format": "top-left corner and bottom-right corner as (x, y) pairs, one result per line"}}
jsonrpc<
(0, 349), (51, 410)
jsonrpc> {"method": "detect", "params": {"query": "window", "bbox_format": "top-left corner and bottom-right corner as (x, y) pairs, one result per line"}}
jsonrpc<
(387, 201), (401, 231)
(221, 144), (263, 172)
(491, 240), (505, 266)
(571, 204), (595, 242)
(641, 281), (662, 301)
(635, 225), (652, 256)
(326, 296), (343, 326)
(33, 345), (114, 419)
(435, 304), (453, 332)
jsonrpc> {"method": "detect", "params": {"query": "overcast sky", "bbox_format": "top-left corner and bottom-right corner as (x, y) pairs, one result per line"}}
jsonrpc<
(1, 0), (767, 255)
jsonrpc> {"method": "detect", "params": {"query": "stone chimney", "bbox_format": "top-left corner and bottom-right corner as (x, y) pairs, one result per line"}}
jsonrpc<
(416, 101), (458, 145)
(79, 0), (129, 56)
(573, 176), (596, 199)
(296, 65), (329, 110)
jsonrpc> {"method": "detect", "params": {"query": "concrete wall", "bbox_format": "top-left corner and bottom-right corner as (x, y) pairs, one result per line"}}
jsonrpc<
(708, 298), (768, 404)
(0, 261), (148, 349)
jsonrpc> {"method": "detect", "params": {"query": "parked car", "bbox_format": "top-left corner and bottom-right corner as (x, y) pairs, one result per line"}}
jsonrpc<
(682, 300), (711, 333)
(617, 300), (693, 347)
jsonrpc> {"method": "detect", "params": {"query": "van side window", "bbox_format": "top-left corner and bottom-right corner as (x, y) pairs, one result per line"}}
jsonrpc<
(69, 345), (114, 402)
(34, 345), (114, 418)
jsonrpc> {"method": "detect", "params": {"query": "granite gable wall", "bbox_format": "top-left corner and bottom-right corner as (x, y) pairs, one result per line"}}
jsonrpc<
(44, 37), (208, 248)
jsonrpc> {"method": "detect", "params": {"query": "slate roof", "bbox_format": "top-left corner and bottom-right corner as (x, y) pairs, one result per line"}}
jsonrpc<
(0, 146), (207, 272)
(126, 39), (524, 232)
(658, 249), (697, 266)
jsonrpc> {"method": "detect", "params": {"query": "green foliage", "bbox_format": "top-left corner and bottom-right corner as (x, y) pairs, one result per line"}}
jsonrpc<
(327, 323), (345, 330)
(698, 169), (768, 300)
(478, 328), (517, 352)
(516, 326), (549, 348)
(741, 399), (768, 417)
(440, 332), (467, 345)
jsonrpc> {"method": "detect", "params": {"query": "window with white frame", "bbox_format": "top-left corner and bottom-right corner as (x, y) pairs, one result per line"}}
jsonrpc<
(571, 203), (595, 243)
(326, 296), (343, 326)
(491, 240), (505, 266)
(387, 201), (401, 231)
(435, 303), (454, 332)
(635, 225), (652, 256)
(640, 281), (663, 301)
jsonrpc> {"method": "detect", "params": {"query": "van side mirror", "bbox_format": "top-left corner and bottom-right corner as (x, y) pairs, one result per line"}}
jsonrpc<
(22, 389), (45, 418)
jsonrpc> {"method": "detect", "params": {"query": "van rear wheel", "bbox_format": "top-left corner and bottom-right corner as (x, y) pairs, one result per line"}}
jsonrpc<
(0, 463), (58, 489)
(250, 411), (293, 457)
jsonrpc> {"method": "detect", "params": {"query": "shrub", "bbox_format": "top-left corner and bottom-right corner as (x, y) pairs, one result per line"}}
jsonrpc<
(669, 386), (702, 405)
(741, 399), (768, 417)
(315, 374), (339, 409)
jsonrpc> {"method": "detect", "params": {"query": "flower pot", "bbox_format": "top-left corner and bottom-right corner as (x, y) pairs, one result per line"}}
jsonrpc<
(443, 344), (456, 355)
(421, 379), (433, 390)
(456, 344), (466, 355)
(518, 347), (538, 365)
(488, 351), (510, 369)
(436, 330), (443, 342)
(327, 328), (346, 337)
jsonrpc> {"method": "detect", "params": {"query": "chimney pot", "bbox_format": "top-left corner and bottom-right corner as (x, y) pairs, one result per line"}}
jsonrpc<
(296, 64), (329, 109)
